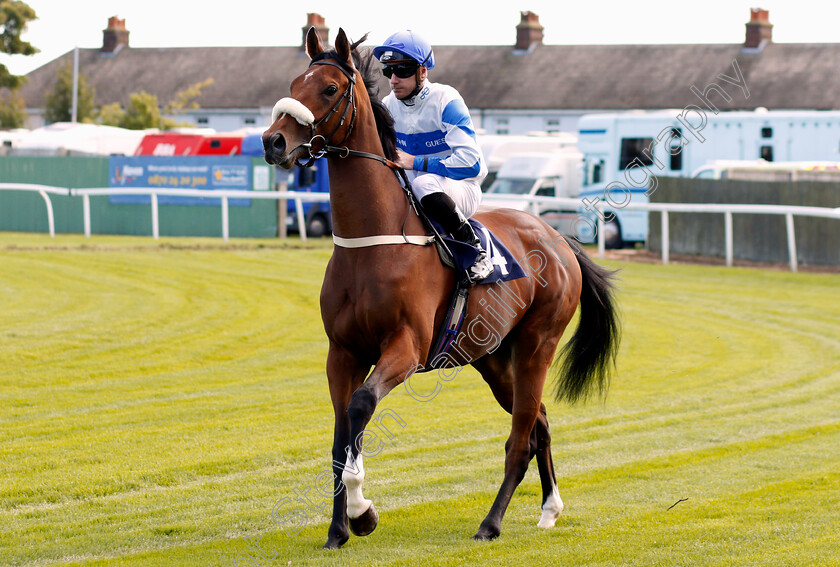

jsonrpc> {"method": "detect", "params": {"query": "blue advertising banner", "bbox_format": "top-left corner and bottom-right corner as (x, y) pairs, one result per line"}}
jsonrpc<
(108, 156), (252, 206)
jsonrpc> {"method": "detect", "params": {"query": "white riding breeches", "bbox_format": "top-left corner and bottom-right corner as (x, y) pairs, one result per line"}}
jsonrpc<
(408, 172), (483, 218)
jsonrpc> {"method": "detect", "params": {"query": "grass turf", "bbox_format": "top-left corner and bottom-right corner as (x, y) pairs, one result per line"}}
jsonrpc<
(1, 233), (838, 566)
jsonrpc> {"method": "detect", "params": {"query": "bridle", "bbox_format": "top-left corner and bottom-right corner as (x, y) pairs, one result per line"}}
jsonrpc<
(295, 58), (400, 172)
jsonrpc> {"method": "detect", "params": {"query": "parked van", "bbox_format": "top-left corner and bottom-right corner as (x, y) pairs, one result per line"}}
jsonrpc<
(483, 151), (583, 234)
(479, 132), (578, 190)
(135, 131), (243, 156)
(577, 109), (840, 247)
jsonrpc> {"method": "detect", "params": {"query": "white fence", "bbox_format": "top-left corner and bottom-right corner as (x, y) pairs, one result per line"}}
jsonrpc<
(481, 193), (840, 272)
(2, 183), (839, 272)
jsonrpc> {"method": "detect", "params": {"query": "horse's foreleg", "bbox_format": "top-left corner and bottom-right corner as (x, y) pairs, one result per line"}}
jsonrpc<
(343, 329), (420, 537)
(323, 345), (370, 550)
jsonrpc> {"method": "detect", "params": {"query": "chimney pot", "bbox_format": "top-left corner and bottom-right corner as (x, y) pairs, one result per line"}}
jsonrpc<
(515, 10), (544, 52)
(744, 8), (772, 48)
(302, 13), (329, 50)
(102, 15), (129, 53)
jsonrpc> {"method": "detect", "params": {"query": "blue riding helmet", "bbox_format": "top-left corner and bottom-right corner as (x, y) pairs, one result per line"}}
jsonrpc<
(373, 30), (436, 69)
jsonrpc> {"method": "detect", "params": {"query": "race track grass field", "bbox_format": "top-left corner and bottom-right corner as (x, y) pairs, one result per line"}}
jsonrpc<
(2, 233), (839, 566)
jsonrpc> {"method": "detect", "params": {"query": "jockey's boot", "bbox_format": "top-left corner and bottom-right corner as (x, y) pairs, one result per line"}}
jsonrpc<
(421, 192), (494, 283)
(452, 217), (494, 283)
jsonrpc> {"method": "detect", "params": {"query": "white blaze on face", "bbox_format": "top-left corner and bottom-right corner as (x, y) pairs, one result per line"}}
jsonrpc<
(342, 451), (373, 519)
(537, 483), (564, 528)
(271, 97), (315, 126)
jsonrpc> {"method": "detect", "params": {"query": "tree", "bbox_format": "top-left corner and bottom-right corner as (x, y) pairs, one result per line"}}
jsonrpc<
(98, 78), (214, 130)
(43, 61), (96, 123)
(0, 88), (25, 127)
(120, 91), (162, 130)
(164, 78), (214, 118)
(0, 0), (37, 90)
(96, 101), (125, 127)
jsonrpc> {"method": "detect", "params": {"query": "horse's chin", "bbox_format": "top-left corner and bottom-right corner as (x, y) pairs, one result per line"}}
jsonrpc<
(266, 147), (306, 169)
(273, 155), (295, 169)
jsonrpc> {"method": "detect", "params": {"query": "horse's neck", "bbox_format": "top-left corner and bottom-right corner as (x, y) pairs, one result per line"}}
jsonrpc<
(326, 131), (419, 238)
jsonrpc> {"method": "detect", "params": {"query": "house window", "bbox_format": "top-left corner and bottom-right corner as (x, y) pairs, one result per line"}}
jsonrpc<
(244, 117), (256, 125)
(197, 117), (209, 125)
(619, 137), (654, 170)
(761, 127), (773, 138)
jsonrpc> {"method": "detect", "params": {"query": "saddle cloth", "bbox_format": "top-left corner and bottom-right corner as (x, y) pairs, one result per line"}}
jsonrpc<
(432, 218), (528, 285)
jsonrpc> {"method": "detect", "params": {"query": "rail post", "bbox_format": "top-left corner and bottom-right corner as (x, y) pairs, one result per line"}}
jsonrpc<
(221, 196), (230, 242)
(83, 194), (91, 238)
(785, 213), (798, 272)
(295, 197), (306, 242)
(151, 193), (159, 239)
(36, 190), (56, 237)
(724, 211), (733, 267)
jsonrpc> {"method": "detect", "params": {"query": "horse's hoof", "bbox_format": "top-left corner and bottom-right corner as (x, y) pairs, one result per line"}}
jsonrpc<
(322, 534), (348, 550)
(472, 524), (500, 541)
(322, 528), (349, 550)
(348, 503), (378, 536)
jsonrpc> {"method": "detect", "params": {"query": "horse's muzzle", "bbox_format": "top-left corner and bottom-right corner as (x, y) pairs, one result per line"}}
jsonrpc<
(262, 132), (289, 167)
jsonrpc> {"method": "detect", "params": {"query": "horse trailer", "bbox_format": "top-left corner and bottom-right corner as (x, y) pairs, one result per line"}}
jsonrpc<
(576, 109), (840, 247)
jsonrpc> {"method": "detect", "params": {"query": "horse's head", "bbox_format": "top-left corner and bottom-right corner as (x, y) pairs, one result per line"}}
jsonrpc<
(263, 27), (363, 168)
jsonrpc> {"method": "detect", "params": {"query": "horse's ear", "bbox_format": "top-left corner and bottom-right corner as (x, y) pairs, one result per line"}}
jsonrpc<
(335, 28), (353, 66)
(305, 26), (323, 59)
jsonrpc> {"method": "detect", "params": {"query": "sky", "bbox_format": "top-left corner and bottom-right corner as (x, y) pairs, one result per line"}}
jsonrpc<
(3, 0), (839, 76)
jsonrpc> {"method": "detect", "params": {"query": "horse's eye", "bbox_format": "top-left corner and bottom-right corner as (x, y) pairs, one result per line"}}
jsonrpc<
(325, 85), (338, 96)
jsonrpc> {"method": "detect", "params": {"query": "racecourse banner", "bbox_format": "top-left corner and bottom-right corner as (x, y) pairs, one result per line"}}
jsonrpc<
(108, 156), (252, 206)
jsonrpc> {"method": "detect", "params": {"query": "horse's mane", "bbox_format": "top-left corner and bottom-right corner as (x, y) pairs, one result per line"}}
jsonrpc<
(310, 35), (398, 162)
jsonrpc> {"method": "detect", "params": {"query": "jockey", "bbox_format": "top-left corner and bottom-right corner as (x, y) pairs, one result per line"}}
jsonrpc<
(374, 30), (494, 283)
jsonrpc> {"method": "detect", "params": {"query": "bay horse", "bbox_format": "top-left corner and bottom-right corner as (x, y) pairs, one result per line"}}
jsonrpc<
(263, 27), (621, 550)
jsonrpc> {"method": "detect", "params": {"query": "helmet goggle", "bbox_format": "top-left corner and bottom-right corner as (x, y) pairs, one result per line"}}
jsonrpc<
(382, 60), (420, 79)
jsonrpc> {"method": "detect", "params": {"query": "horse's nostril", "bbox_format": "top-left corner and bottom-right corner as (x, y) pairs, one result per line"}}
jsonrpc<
(263, 133), (286, 156)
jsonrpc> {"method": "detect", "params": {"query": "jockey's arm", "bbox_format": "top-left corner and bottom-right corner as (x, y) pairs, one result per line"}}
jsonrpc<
(411, 98), (484, 181)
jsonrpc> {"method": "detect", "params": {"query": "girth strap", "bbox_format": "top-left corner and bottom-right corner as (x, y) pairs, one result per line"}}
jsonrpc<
(332, 234), (435, 248)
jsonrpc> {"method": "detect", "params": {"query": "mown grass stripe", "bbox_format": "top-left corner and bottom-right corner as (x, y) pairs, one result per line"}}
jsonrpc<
(1, 234), (838, 566)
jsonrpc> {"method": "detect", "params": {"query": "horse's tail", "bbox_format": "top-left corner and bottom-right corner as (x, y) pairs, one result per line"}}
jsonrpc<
(553, 249), (621, 404)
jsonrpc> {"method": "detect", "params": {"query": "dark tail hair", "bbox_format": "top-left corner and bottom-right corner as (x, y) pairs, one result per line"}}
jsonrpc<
(554, 250), (621, 404)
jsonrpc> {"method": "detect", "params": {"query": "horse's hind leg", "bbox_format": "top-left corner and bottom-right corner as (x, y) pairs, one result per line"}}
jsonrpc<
(473, 348), (562, 537)
(534, 405), (564, 528)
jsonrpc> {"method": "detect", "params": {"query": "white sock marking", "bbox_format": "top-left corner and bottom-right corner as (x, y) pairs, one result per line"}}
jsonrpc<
(342, 452), (373, 519)
(537, 484), (564, 528)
